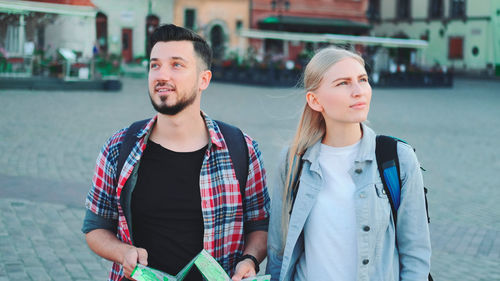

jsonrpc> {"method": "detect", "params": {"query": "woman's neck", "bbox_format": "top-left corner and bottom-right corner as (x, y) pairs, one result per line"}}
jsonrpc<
(322, 122), (363, 147)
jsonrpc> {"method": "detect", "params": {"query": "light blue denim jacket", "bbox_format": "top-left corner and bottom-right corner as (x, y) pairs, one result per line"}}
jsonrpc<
(266, 124), (431, 281)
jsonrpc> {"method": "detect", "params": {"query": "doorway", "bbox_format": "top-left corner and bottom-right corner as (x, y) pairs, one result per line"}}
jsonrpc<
(146, 15), (159, 58)
(121, 28), (133, 62)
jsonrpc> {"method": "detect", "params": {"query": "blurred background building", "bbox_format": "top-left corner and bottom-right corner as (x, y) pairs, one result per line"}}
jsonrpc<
(249, 0), (370, 61)
(370, 0), (500, 75)
(173, 0), (250, 62)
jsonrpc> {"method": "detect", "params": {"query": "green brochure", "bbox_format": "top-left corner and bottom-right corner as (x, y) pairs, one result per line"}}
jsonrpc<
(131, 249), (271, 281)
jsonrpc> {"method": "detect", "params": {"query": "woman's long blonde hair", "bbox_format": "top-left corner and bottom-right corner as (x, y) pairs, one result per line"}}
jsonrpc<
(281, 47), (365, 241)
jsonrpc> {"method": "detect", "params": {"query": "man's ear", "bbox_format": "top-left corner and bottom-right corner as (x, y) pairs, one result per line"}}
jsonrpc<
(306, 91), (323, 112)
(199, 69), (212, 91)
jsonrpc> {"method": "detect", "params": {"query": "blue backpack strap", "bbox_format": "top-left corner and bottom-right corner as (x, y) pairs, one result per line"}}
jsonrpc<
(375, 135), (402, 225)
(116, 119), (150, 182)
(215, 120), (249, 207)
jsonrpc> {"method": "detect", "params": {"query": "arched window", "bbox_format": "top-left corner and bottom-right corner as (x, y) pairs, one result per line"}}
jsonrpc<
(210, 25), (225, 60)
(96, 12), (108, 54)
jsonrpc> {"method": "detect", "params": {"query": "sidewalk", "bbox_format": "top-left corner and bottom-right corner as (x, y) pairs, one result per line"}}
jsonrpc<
(1, 196), (500, 281)
(0, 198), (111, 281)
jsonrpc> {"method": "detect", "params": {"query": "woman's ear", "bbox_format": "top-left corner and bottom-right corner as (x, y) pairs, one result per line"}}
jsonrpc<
(306, 91), (323, 112)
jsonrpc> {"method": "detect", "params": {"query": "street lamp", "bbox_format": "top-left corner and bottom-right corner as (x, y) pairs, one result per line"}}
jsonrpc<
(270, 0), (290, 31)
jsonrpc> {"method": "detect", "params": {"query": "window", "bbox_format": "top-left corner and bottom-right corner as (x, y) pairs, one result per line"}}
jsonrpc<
(367, 0), (381, 21)
(236, 20), (243, 31)
(448, 37), (463, 59)
(397, 0), (411, 20)
(429, 0), (443, 19)
(184, 9), (196, 30)
(450, 0), (466, 18)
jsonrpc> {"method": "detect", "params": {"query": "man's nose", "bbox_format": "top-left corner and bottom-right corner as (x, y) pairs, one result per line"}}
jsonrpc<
(151, 66), (171, 81)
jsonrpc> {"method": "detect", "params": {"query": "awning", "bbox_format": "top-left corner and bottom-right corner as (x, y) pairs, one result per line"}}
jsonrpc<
(258, 16), (371, 34)
(240, 29), (428, 49)
(0, 0), (97, 17)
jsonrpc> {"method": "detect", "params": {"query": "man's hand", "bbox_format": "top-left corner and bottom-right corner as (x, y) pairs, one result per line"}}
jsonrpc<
(231, 259), (256, 281)
(122, 246), (148, 279)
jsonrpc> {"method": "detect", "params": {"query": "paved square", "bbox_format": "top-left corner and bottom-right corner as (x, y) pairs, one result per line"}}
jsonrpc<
(1, 77), (499, 280)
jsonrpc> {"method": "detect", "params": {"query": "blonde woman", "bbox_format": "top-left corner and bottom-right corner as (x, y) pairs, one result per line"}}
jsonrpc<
(266, 47), (431, 281)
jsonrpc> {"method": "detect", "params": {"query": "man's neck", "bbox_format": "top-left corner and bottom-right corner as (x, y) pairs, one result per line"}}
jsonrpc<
(150, 107), (209, 152)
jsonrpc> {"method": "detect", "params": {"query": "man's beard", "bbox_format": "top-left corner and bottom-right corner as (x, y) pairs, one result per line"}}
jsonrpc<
(149, 87), (198, 116)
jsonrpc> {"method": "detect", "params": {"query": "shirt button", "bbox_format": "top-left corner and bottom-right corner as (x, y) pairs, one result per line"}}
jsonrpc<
(359, 192), (366, 198)
(362, 259), (369, 265)
(355, 168), (363, 174)
(363, 226), (371, 232)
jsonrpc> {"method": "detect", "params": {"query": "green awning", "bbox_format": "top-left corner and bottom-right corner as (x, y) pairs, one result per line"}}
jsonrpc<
(259, 16), (371, 31)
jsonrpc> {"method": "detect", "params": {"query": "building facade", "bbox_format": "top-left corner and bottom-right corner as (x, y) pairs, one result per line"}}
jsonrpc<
(250, 0), (371, 62)
(370, 0), (500, 74)
(173, 0), (250, 61)
(0, 0), (174, 65)
(92, 0), (174, 62)
(0, 0), (96, 59)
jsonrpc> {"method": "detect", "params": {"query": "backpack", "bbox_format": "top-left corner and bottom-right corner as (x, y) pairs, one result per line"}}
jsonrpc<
(115, 119), (249, 205)
(375, 135), (433, 281)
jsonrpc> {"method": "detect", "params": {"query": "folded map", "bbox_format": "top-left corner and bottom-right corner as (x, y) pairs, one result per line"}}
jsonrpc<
(131, 249), (271, 281)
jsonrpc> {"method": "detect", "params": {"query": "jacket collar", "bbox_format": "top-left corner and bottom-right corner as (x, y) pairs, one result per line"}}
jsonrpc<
(302, 123), (376, 170)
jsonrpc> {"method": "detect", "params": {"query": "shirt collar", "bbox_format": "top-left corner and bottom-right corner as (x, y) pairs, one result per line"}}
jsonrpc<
(203, 111), (225, 148)
(136, 115), (157, 139)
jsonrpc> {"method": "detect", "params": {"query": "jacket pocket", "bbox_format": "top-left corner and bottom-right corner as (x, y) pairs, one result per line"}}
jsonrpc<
(375, 182), (388, 198)
(374, 182), (392, 230)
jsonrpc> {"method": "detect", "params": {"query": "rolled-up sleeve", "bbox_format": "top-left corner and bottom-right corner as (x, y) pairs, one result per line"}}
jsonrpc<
(82, 129), (125, 234)
(242, 135), (270, 233)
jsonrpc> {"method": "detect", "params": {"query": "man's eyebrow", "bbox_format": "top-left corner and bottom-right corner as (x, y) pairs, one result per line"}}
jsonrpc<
(171, 56), (188, 62)
(149, 57), (188, 62)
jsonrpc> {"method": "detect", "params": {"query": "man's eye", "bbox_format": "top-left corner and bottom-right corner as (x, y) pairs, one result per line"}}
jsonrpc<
(173, 63), (182, 68)
(360, 77), (368, 82)
(337, 81), (348, 86)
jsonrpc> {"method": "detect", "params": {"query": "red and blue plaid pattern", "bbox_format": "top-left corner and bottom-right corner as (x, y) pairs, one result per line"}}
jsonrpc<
(85, 113), (269, 281)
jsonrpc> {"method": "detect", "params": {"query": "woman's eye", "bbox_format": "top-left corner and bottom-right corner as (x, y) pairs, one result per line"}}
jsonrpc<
(337, 81), (348, 86)
(150, 63), (159, 69)
(360, 77), (368, 82)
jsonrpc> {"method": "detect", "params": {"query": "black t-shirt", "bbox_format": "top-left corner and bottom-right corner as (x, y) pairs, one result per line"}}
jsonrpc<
(131, 140), (207, 281)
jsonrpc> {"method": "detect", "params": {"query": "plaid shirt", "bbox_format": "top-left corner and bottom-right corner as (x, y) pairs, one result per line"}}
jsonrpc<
(85, 113), (270, 281)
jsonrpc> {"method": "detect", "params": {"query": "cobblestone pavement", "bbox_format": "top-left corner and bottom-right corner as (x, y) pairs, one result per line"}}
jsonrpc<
(1, 78), (499, 280)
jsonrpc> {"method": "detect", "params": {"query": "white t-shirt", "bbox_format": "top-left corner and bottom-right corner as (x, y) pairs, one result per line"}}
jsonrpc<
(295, 140), (360, 281)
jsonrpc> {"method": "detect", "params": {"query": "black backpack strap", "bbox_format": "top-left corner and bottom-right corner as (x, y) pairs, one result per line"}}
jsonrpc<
(215, 120), (249, 206)
(375, 135), (402, 226)
(376, 136), (433, 281)
(116, 119), (150, 181)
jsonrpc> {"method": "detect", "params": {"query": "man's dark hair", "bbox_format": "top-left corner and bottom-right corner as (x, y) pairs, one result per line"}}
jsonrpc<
(150, 24), (212, 70)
